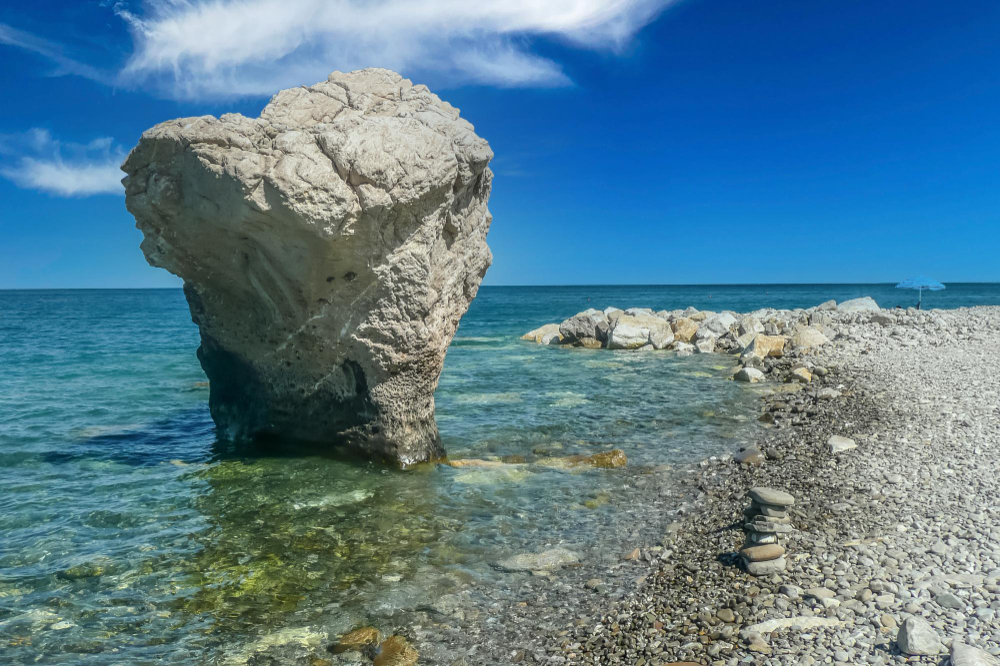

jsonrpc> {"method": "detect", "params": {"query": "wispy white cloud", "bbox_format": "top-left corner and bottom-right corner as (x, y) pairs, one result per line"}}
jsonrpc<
(115, 0), (677, 99)
(0, 22), (112, 84)
(0, 129), (125, 197)
(1, 2), (677, 100)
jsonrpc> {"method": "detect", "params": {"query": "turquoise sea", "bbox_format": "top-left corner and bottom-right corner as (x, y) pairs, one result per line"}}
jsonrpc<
(1, 284), (998, 663)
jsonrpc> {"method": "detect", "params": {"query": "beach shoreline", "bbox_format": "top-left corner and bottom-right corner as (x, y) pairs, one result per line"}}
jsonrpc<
(484, 305), (1000, 665)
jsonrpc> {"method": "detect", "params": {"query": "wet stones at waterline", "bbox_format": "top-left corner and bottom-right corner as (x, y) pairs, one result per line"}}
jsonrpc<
(740, 487), (795, 576)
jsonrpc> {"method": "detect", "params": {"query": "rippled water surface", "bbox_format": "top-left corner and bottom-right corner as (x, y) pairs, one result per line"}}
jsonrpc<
(2, 284), (997, 663)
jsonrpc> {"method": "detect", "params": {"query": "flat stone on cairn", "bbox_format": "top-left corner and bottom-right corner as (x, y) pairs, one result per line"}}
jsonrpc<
(748, 487), (795, 506)
(740, 487), (795, 575)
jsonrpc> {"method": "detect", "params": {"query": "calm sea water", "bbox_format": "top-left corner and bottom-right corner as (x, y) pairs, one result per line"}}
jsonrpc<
(1, 284), (997, 663)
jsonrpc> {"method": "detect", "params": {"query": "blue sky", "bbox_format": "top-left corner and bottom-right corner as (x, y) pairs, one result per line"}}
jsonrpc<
(1, 0), (999, 288)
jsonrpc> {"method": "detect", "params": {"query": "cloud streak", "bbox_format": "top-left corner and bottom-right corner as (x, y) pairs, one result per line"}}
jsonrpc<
(0, 130), (125, 197)
(0, 23), (112, 84)
(116, 0), (677, 99)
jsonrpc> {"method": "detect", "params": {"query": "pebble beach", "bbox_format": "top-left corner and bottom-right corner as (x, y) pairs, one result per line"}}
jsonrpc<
(483, 304), (1000, 665)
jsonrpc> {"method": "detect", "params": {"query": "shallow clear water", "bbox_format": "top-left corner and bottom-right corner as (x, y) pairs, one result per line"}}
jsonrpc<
(1, 284), (997, 662)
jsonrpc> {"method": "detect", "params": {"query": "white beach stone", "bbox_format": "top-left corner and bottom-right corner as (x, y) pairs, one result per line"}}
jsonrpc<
(791, 326), (830, 349)
(897, 616), (944, 655)
(951, 642), (1000, 666)
(694, 337), (715, 353)
(702, 312), (737, 335)
(559, 309), (608, 343)
(748, 487), (795, 507)
(734, 367), (765, 383)
(828, 435), (858, 454)
(838, 296), (881, 313)
(607, 314), (674, 350)
(746, 616), (844, 633)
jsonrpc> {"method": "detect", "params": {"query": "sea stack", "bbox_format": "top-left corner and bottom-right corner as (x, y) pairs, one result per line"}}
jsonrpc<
(121, 69), (494, 465)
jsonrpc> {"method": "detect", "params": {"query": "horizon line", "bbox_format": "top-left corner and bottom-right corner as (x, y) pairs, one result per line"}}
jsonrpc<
(2, 281), (998, 292)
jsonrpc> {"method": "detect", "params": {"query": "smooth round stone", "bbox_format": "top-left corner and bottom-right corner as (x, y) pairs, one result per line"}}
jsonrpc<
(740, 544), (786, 562)
(748, 487), (795, 507)
(744, 555), (787, 576)
(734, 447), (766, 465)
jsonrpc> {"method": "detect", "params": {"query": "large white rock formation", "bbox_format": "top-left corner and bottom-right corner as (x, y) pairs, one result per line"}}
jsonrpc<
(122, 69), (494, 465)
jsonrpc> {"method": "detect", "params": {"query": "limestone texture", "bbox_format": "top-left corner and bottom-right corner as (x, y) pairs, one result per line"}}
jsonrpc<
(122, 69), (493, 465)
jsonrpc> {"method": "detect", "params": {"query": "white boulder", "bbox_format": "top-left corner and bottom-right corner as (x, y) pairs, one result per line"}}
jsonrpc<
(122, 68), (494, 465)
(702, 312), (737, 335)
(951, 642), (1000, 666)
(559, 309), (608, 343)
(829, 435), (857, 454)
(897, 616), (944, 655)
(735, 367), (765, 383)
(523, 324), (561, 344)
(791, 326), (830, 350)
(607, 314), (674, 350)
(839, 296), (880, 313)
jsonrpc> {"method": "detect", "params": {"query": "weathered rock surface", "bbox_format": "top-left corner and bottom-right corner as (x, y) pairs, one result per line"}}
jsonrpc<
(122, 69), (494, 465)
(734, 367), (765, 383)
(748, 487), (795, 506)
(791, 325), (830, 349)
(607, 314), (674, 350)
(828, 435), (858, 454)
(333, 627), (381, 653)
(952, 642), (1000, 666)
(838, 296), (880, 312)
(559, 308), (609, 344)
(671, 317), (699, 343)
(373, 635), (419, 666)
(495, 548), (581, 572)
(522, 324), (562, 345)
(897, 616), (944, 655)
(741, 333), (786, 360)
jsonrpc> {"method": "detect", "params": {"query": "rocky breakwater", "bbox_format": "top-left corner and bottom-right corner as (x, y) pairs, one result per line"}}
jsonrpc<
(122, 69), (494, 465)
(522, 296), (888, 385)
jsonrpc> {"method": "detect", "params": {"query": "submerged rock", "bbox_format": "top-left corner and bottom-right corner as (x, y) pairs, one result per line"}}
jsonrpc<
(522, 324), (562, 345)
(495, 547), (581, 572)
(443, 449), (626, 471)
(332, 627), (381, 654)
(373, 635), (418, 666)
(537, 449), (628, 469)
(122, 69), (494, 465)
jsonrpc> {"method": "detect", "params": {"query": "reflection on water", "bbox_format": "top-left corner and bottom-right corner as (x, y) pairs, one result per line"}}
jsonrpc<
(0, 286), (851, 662)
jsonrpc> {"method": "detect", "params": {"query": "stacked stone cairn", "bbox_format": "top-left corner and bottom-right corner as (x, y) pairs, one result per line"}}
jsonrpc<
(740, 487), (795, 575)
